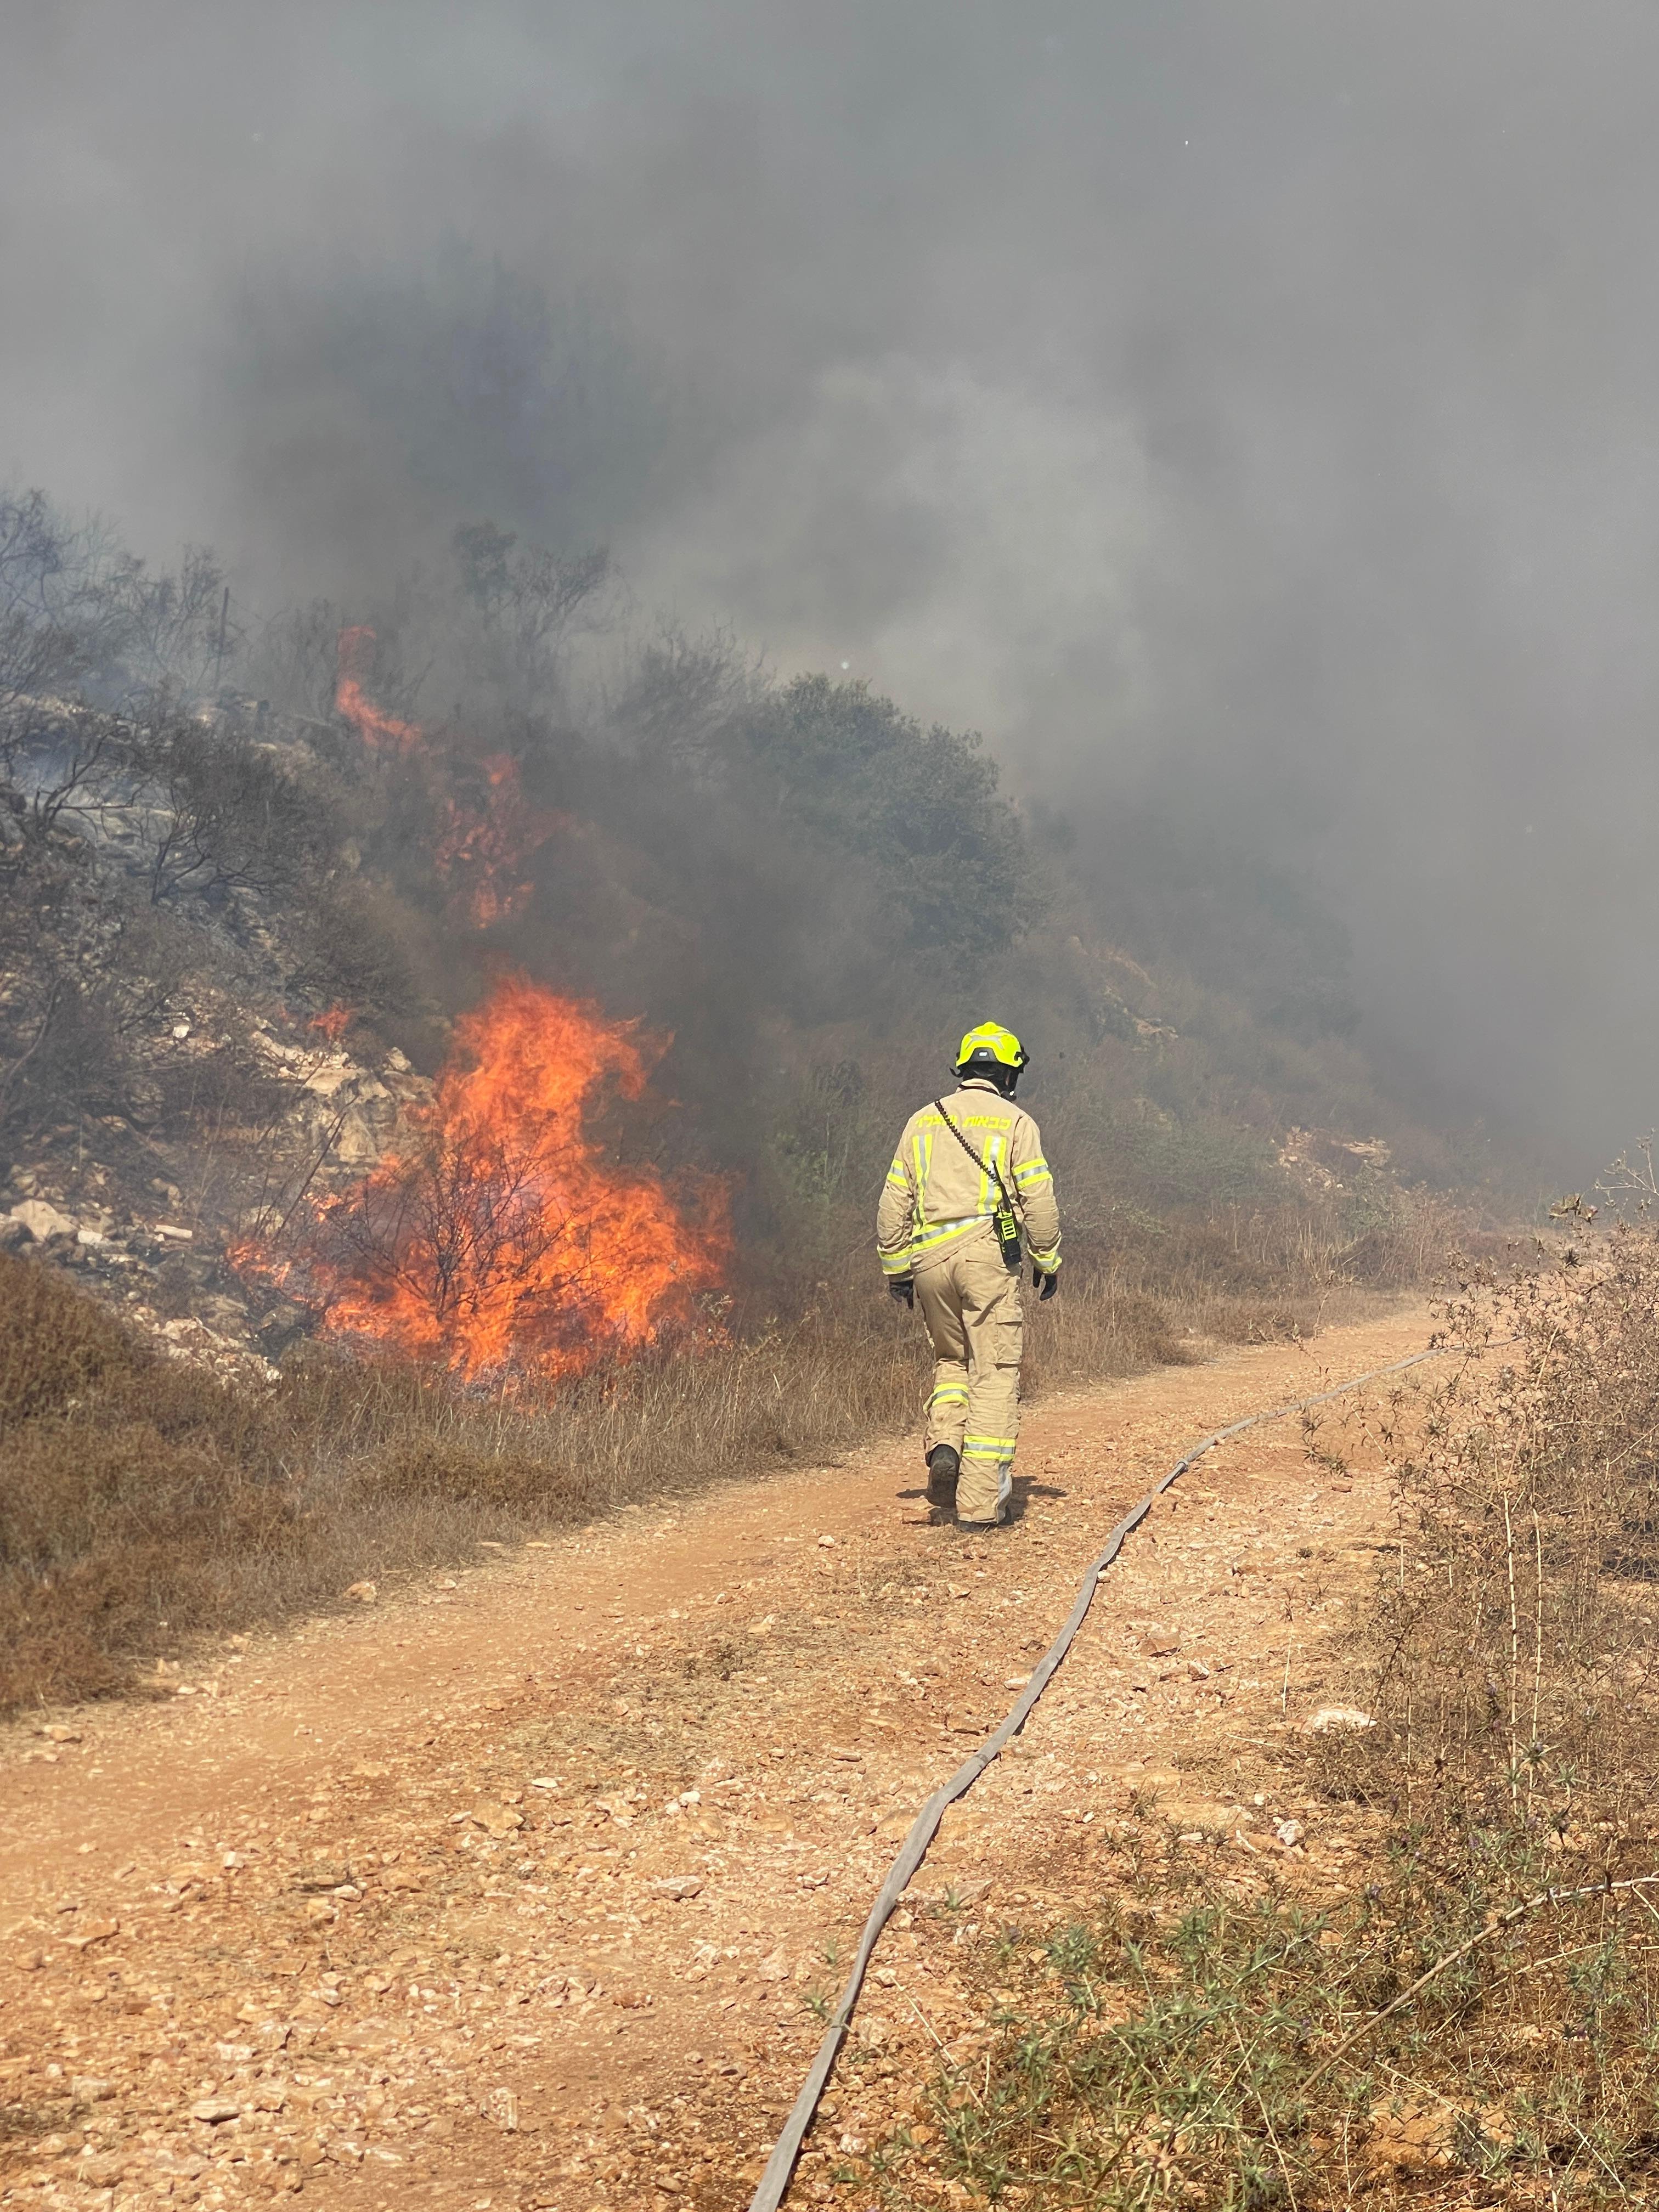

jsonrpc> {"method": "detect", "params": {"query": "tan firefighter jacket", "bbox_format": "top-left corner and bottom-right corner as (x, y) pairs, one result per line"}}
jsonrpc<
(876, 1077), (1062, 1280)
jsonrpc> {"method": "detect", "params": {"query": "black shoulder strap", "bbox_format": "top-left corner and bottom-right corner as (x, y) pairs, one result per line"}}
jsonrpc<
(933, 1097), (1018, 1214)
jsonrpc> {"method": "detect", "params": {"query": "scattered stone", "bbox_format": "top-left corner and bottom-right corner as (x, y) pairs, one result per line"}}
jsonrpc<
(472, 1802), (524, 1837)
(1141, 1625), (1180, 1656)
(817, 1534), (837, 1548)
(651, 1876), (703, 1900)
(344, 1580), (378, 1604)
(1364, 2101), (1455, 2174)
(1302, 1704), (1375, 1734)
(1275, 1818), (1306, 1849)
(9, 1198), (76, 1242)
(153, 2151), (208, 2179)
(70, 2076), (114, 2101)
(295, 1863), (351, 1892)
(64, 1917), (118, 1950)
(190, 2100), (242, 2125)
(1161, 1799), (1244, 1833)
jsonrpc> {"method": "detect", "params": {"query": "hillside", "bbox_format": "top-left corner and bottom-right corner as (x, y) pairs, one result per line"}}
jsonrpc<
(0, 496), (1493, 1365)
(0, 492), (1502, 1711)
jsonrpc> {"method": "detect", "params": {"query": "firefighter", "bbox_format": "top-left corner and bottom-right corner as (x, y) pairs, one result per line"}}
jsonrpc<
(876, 1022), (1061, 1528)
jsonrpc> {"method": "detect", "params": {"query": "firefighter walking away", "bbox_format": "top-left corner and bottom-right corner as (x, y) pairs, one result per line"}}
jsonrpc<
(876, 1022), (1062, 1528)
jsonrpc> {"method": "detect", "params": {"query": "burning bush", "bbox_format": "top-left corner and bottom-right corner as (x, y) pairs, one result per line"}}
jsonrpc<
(333, 623), (423, 752)
(334, 625), (562, 930)
(238, 973), (731, 1380)
(433, 751), (564, 928)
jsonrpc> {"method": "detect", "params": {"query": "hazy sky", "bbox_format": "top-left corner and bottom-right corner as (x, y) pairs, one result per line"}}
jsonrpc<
(5, 1), (1658, 1164)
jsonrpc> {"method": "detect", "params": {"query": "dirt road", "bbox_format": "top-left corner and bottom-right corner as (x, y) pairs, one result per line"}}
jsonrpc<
(0, 1307), (1432, 2212)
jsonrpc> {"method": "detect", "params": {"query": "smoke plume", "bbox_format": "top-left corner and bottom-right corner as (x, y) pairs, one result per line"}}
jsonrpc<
(5, 2), (1655, 1166)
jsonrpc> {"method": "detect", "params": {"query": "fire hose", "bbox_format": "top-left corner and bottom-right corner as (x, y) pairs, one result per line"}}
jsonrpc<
(748, 1342), (1458, 2212)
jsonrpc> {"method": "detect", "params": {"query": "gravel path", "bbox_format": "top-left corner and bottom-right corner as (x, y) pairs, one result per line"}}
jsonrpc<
(0, 1307), (1431, 2212)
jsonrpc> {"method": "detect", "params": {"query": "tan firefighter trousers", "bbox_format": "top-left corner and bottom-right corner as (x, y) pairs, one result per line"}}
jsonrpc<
(918, 1233), (1023, 1523)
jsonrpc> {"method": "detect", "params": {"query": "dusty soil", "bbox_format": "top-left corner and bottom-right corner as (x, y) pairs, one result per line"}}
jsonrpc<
(0, 1307), (1432, 2212)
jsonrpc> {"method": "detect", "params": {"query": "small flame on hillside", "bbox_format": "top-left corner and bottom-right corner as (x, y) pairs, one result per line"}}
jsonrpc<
(236, 975), (730, 1381)
(436, 753), (565, 929)
(335, 625), (423, 752)
(333, 628), (560, 925)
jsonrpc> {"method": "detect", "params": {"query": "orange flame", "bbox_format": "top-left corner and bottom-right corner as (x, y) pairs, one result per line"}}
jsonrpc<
(435, 754), (567, 929)
(335, 625), (424, 752)
(332, 629), (560, 926)
(309, 1004), (352, 1043)
(236, 975), (730, 1381)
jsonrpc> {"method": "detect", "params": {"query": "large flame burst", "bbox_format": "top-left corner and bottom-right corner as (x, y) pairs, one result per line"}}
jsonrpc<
(241, 977), (731, 1381)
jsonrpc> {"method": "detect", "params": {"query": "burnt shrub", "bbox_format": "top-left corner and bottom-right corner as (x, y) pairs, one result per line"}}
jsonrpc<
(140, 716), (336, 906)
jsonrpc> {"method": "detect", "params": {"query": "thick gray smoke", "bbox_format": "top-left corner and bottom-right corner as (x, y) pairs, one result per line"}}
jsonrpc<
(5, 1), (1656, 1167)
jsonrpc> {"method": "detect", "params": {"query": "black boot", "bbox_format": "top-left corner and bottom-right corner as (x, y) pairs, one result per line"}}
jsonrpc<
(926, 1444), (961, 1506)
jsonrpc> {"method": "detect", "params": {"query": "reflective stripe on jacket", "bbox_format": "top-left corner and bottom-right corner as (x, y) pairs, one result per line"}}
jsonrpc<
(875, 1079), (1062, 1278)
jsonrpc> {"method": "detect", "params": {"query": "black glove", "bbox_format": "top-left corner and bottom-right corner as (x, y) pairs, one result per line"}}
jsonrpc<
(889, 1275), (915, 1308)
(1034, 1267), (1059, 1301)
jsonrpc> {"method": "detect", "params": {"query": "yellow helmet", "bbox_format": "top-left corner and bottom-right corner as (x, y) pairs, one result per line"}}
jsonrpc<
(955, 1021), (1029, 1077)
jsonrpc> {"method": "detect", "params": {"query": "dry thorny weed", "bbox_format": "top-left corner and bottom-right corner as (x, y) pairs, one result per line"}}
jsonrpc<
(870, 1231), (1659, 2209)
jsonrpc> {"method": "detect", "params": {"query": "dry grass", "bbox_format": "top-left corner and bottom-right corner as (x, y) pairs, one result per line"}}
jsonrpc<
(0, 1245), (1263, 1718)
(0, 1172), (1457, 1718)
(879, 1231), (1659, 2209)
(1375, 1231), (1659, 1830)
(870, 1831), (1659, 2210)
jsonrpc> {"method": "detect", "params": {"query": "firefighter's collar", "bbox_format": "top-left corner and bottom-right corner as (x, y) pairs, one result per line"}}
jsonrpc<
(960, 1077), (1003, 1094)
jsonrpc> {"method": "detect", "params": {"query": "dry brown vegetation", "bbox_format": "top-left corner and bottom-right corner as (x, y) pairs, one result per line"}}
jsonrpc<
(0, 1203), (1436, 1721)
(869, 1232), (1659, 2209)
(0, 484), (1497, 1750)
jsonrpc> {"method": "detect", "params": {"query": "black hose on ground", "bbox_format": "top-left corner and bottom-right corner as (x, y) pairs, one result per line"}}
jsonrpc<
(748, 1342), (1455, 2212)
